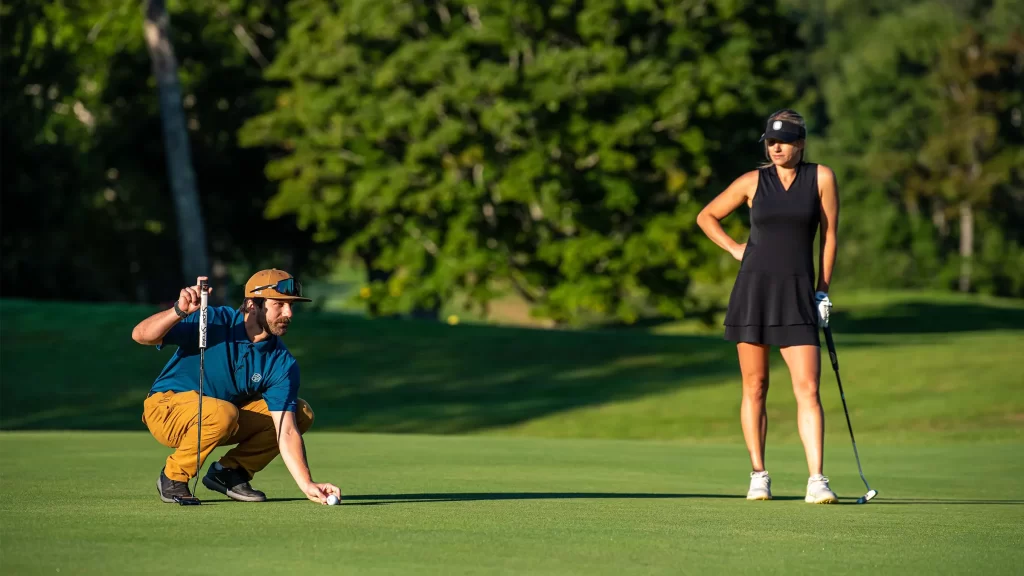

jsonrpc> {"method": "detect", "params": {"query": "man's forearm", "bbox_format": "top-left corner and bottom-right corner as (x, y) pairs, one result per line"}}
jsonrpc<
(278, 426), (313, 488)
(132, 308), (183, 345)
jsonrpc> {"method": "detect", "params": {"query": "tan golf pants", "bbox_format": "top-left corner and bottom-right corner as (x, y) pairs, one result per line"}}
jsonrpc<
(142, 391), (314, 482)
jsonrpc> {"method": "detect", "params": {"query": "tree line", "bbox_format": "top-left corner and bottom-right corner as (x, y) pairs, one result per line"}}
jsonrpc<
(2, 0), (1021, 324)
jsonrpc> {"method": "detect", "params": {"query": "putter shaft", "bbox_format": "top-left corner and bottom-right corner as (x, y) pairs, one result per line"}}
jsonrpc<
(824, 327), (874, 494)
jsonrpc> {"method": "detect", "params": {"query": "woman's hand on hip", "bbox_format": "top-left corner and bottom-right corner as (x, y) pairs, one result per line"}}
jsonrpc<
(730, 243), (747, 261)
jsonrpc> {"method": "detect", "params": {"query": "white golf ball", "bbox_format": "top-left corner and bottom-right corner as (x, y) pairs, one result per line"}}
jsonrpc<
(327, 494), (340, 506)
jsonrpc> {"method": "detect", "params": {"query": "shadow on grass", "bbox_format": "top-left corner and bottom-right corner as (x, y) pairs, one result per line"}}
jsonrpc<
(828, 302), (1024, 335)
(170, 494), (1024, 506)
(179, 495), (1024, 506)
(609, 300), (1024, 336)
(186, 497), (311, 504)
(872, 498), (1024, 505)
(300, 322), (741, 434)
(3, 296), (1019, 433)
(338, 492), (805, 505)
(0, 300), (741, 432)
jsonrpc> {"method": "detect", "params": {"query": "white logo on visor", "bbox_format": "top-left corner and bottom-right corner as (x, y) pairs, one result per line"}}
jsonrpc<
(773, 121), (783, 130)
(251, 373), (263, 383)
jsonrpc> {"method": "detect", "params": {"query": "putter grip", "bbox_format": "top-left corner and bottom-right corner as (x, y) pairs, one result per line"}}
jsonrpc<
(199, 280), (209, 349)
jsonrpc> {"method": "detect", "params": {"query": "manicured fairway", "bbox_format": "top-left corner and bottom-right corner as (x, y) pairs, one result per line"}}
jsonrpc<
(2, 295), (1021, 573)
(2, 432), (1021, 575)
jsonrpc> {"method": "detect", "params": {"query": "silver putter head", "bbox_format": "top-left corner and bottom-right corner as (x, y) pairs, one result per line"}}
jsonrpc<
(856, 489), (878, 504)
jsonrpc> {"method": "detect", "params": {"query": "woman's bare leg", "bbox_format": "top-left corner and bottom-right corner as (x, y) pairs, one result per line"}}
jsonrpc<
(738, 343), (770, 471)
(780, 345), (823, 476)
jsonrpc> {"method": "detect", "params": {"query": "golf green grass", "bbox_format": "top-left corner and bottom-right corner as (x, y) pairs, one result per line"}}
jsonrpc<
(1, 432), (1022, 575)
(1, 294), (1022, 573)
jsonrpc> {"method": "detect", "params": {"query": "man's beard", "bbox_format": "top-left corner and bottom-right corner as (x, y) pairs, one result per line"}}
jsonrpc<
(259, 312), (290, 336)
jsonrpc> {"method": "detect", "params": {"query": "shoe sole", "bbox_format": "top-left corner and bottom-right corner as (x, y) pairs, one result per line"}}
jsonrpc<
(805, 495), (839, 504)
(202, 475), (267, 502)
(747, 494), (772, 501)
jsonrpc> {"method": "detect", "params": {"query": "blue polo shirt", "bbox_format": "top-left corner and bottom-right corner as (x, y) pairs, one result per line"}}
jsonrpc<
(148, 306), (300, 412)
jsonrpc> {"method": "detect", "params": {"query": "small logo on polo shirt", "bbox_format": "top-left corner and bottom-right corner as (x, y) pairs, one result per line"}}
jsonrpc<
(251, 373), (263, 383)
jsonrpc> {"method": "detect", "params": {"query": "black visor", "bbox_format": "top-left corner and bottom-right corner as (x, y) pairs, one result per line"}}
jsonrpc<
(759, 119), (806, 143)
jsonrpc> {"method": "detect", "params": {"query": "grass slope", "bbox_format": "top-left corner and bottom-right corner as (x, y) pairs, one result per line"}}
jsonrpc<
(1, 432), (1022, 575)
(1, 295), (1022, 442)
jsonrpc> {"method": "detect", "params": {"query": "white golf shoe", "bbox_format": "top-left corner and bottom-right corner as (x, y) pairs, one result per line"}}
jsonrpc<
(746, 471), (772, 500)
(805, 474), (839, 504)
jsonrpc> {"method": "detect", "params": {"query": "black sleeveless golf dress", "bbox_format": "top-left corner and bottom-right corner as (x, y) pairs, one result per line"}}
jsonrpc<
(724, 162), (821, 347)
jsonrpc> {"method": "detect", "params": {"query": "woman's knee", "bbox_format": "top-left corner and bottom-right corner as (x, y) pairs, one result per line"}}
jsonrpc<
(792, 379), (821, 405)
(741, 373), (769, 400)
(296, 399), (315, 434)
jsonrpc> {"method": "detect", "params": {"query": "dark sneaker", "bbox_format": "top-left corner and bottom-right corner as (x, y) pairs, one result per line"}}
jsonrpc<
(202, 464), (267, 502)
(157, 468), (194, 503)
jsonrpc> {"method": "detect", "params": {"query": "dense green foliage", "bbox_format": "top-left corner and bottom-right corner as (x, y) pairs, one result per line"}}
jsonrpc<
(1, 0), (323, 303)
(786, 0), (1024, 296)
(2, 0), (1021, 320)
(240, 0), (798, 324)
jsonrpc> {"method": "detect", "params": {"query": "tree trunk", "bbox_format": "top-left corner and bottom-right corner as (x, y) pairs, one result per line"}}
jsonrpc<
(143, 0), (209, 283)
(958, 200), (973, 293)
(931, 201), (948, 238)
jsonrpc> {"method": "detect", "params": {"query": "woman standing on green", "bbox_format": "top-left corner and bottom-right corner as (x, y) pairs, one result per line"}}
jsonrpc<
(696, 109), (840, 504)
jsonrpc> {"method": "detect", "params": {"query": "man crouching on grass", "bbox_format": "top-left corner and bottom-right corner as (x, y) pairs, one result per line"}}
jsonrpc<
(132, 269), (340, 505)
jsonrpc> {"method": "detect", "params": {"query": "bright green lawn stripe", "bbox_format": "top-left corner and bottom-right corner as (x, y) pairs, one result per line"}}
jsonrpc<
(1, 432), (1022, 575)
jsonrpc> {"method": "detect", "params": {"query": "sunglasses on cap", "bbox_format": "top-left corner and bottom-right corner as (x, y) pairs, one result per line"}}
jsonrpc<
(252, 277), (304, 298)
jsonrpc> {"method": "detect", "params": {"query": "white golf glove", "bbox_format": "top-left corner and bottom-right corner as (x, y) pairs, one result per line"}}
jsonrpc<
(814, 291), (831, 328)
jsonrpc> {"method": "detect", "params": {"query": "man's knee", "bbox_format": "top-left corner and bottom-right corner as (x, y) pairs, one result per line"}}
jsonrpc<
(296, 399), (314, 434)
(203, 398), (239, 439)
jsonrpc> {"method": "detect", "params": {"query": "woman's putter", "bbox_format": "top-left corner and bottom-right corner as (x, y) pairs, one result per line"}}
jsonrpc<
(176, 279), (209, 506)
(823, 326), (878, 504)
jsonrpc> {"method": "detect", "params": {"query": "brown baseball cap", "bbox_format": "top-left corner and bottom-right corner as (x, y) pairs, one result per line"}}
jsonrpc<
(244, 268), (312, 302)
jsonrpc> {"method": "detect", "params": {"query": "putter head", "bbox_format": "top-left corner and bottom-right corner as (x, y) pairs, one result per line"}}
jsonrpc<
(856, 489), (878, 504)
(174, 496), (202, 506)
